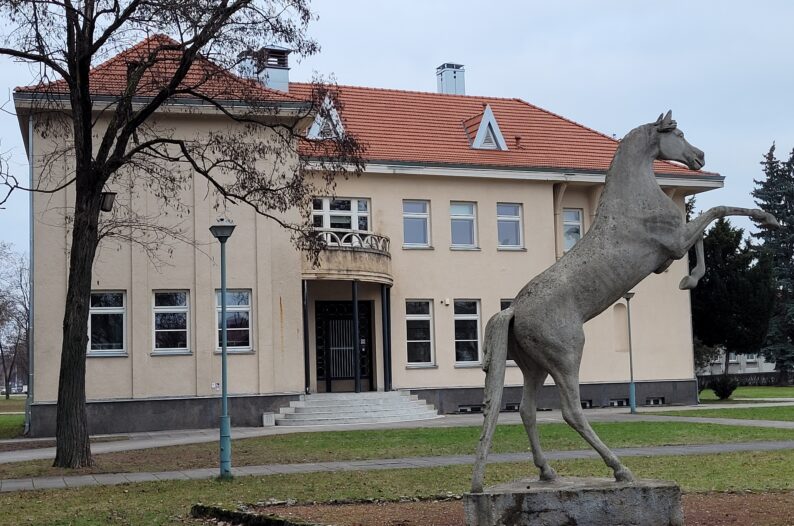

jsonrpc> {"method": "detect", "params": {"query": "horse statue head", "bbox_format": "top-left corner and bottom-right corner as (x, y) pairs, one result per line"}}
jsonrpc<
(653, 110), (705, 171)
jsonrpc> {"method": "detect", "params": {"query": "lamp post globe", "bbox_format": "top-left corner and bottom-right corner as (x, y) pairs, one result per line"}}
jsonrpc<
(210, 218), (235, 478)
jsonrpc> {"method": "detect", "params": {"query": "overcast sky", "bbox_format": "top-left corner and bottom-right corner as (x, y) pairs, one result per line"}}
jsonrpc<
(1, 0), (793, 253)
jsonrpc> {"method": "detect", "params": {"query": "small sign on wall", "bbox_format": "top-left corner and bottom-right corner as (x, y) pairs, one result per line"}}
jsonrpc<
(211, 382), (220, 391)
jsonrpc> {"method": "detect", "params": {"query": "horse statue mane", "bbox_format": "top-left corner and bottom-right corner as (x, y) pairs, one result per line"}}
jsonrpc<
(471, 111), (779, 492)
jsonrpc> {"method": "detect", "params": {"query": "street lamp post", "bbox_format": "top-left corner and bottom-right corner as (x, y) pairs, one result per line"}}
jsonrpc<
(210, 218), (236, 479)
(623, 291), (637, 414)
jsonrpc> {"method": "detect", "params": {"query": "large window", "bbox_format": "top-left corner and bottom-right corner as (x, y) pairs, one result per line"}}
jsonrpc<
(403, 200), (431, 247)
(497, 203), (523, 248)
(454, 299), (480, 363)
(405, 300), (434, 365)
(312, 197), (370, 231)
(153, 291), (189, 353)
(216, 290), (252, 351)
(450, 202), (477, 248)
(563, 208), (583, 252)
(88, 292), (126, 355)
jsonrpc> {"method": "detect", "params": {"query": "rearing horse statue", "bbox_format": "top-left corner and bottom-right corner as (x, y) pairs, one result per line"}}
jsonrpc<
(471, 111), (779, 492)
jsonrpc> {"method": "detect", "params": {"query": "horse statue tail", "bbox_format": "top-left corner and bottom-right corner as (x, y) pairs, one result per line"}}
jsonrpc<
(471, 306), (514, 493)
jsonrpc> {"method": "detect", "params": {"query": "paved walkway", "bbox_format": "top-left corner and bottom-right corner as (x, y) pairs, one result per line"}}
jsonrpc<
(2, 402), (794, 464)
(2, 439), (794, 493)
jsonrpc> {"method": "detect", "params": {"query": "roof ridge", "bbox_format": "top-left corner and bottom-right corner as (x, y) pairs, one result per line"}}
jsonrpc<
(510, 98), (716, 175)
(289, 81), (524, 102)
(18, 33), (307, 102)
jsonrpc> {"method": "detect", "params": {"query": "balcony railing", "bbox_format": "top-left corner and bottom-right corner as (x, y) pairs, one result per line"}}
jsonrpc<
(316, 229), (391, 256)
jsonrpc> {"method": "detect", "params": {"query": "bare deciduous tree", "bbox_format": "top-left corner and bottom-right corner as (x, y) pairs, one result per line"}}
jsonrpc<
(0, 0), (364, 468)
(0, 243), (29, 401)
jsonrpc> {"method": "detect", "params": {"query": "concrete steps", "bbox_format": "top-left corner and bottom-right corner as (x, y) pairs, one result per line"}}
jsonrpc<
(275, 391), (439, 426)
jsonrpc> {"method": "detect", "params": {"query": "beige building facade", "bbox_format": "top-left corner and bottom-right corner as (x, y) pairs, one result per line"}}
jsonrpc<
(18, 44), (723, 435)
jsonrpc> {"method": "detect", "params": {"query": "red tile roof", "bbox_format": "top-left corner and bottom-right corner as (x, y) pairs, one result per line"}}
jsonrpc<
(16, 35), (714, 177)
(16, 34), (303, 103)
(290, 83), (712, 177)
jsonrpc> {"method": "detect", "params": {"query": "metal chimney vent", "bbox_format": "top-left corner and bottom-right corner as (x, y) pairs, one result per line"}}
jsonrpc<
(237, 45), (292, 92)
(436, 63), (465, 95)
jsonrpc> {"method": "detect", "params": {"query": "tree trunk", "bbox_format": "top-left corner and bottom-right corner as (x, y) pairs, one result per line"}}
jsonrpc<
(723, 350), (731, 377)
(53, 183), (102, 468)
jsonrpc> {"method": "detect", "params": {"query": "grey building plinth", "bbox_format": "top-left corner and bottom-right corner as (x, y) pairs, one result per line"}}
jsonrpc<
(464, 477), (683, 526)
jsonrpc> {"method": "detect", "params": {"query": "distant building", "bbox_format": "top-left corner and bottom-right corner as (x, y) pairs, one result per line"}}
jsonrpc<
(700, 351), (776, 376)
(16, 36), (724, 435)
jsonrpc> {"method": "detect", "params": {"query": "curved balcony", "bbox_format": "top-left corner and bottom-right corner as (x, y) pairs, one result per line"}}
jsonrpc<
(302, 229), (393, 285)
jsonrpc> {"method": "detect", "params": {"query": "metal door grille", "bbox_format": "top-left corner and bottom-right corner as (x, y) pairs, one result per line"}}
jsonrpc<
(329, 319), (355, 378)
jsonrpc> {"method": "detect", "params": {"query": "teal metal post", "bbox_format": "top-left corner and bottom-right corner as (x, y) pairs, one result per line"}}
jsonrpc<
(625, 292), (637, 414)
(219, 238), (232, 477)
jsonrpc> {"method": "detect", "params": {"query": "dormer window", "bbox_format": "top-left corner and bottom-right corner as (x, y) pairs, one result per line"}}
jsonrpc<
(467, 104), (508, 151)
(307, 96), (344, 140)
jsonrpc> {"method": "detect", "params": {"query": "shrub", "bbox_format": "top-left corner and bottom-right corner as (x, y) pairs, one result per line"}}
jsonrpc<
(711, 376), (739, 400)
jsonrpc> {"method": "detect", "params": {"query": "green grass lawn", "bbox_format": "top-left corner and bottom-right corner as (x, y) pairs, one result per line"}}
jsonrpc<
(1, 420), (792, 480)
(0, 449), (792, 525)
(0, 396), (26, 413)
(658, 405), (794, 422)
(699, 386), (794, 402)
(0, 414), (24, 439)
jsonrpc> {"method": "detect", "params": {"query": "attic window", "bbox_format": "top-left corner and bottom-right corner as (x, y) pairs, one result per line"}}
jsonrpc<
(307, 96), (345, 140)
(318, 120), (335, 139)
(480, 125), (498, 150)
(471, 104), (508, 151)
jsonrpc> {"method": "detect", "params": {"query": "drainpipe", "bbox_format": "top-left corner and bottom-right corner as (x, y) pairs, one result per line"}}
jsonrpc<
(302, 280), (310, 394)
(24, 113), (34, 435)
(552, 182), (568, 260)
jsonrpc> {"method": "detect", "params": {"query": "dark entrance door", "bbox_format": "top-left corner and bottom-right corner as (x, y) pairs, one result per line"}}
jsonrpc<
(315, 301), (375, 392)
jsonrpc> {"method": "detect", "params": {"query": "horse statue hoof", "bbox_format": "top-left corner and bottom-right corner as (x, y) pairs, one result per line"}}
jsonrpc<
(614, 468), (635, 483)
(679, 275), (697, 290)
(764, 214), (780, 228)
(540, 466), (558, 481)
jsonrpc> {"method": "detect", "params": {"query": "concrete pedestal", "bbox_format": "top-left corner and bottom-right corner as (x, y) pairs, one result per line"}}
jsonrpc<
(464, 477), (683, 526)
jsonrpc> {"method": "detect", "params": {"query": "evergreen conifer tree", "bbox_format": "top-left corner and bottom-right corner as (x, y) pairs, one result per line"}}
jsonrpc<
(691, 219), (774, 383)
(753, 145), (794, 381)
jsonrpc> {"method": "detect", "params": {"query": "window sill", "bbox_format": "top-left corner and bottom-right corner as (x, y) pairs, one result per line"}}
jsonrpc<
(450, 246), (481, 251)
(87, 352), (128, 358)
(214, 349), (255, 355)
(151, 350), (192, 356)
(406, 363), (438, 369)
(403, 245), (434, 250)
(497, 246), (527, 252)
(455, 362), (483, 368)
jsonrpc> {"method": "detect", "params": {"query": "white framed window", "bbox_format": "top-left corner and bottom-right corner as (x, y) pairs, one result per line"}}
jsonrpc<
(746, 353), (758, 363)
(216, 289), (252, 352)
(403, 200), (431, 247)
(497, 203), (523, 248)
(454, 299), (480, 363)
(312, 197), (370, 232)
(450, 202), (477, 248)
(728, 352), (739, 363)
(88, 292), (126, 356)
(406, 300), (434, 365)
(563, 208), (583, 252)
(153, 291), (190, 354)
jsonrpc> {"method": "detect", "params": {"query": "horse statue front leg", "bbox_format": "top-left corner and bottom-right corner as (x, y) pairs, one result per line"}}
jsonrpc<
(679, 237), (705, 290)
(676, 206), (778, 289)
